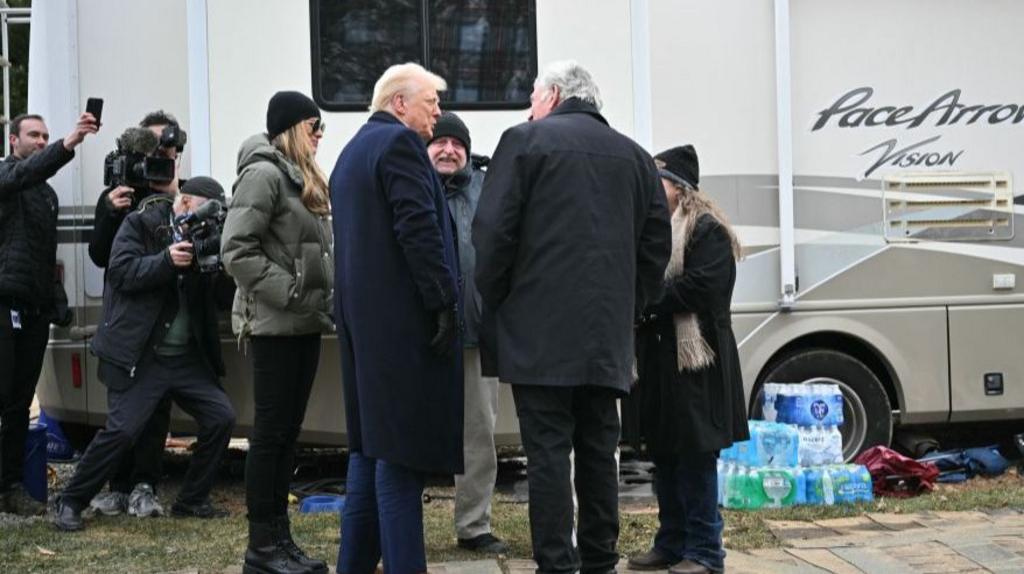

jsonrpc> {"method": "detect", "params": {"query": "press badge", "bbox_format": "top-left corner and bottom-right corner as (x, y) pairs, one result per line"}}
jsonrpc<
(10, 309), (22, 330)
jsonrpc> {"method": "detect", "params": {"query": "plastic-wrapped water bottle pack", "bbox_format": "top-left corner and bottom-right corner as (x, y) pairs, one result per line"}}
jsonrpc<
(718, 461), (874, 510)
(715, 383), (873, 509)
(763, 382), (844, 426)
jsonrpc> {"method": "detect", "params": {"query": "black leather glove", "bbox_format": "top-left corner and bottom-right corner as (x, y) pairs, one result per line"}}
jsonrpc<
(429, 307), (458, 356)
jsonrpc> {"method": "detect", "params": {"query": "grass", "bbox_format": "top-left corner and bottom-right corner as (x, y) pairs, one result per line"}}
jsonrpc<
(2, 467), (1022, 572)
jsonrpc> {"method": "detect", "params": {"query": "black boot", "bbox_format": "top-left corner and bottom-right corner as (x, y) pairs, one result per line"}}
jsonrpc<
(275, 515), (328, 574)
(243, 520), (312, 574)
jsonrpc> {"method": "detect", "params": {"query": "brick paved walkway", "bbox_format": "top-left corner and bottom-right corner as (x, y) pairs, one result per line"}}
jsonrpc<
(218, 510), (1024, 574)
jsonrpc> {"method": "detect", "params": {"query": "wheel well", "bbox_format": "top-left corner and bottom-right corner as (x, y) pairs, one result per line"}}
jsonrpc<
(753, 331), (900, 414)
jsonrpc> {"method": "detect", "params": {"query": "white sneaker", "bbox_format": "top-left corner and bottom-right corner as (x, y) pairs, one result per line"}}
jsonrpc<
(89, 490), (128, 516)
(127, 483), (164, 517)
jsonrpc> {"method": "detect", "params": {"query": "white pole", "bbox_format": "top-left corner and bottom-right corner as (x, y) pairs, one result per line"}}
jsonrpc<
(774, 0), (796, 308)
(186, 0), (211, 176)
(630, 0), (653, 152)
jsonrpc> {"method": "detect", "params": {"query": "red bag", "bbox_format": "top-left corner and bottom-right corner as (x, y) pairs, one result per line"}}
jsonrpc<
(853, 445), (940, 497)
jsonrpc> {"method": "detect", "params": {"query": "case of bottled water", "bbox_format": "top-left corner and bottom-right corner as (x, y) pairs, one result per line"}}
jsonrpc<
(721, 421), (799, 467)
(717, 417), (874, 509)
(772, 383), (844, 427)
(797, 425), (843, 466)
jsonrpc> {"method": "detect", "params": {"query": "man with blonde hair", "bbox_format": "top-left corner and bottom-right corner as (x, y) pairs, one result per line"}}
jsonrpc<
(330, 62), (463, 573)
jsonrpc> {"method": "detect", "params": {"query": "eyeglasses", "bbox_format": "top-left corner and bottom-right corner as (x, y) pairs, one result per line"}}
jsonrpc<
(308, 118), (325, 134)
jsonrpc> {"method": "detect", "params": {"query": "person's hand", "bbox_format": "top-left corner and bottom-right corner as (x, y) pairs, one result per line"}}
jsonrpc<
(106, 186), (134, 211)
(168, 241), (193, 269)
(62, 112), (100, 150)
(429, 307), (458, 356)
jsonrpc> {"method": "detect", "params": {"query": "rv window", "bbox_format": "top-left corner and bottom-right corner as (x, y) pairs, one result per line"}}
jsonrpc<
(311, 0), (536, 111)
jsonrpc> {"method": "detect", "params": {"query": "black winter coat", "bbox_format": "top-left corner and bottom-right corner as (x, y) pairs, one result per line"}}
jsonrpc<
(633, 214), (749, 456)
(0, 141), (75, 314)
(90, 197), (226, 390)
(473, 98), (672, 393)
(88, 184), (167, 268)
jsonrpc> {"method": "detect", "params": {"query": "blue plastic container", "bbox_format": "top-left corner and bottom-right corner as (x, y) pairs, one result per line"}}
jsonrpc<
(38, 410), (76, 461)
(23, 422), (48, 503)
(299, 494), (345, 514)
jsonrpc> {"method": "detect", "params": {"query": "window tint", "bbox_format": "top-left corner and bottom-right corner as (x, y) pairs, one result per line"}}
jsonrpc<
(313, 1), (422, 107)
(311, 0), (536, 110)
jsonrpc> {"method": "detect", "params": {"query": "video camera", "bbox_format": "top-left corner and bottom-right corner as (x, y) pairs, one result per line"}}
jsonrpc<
(172, 199), (226, 274)
(103, 125), (186, 188)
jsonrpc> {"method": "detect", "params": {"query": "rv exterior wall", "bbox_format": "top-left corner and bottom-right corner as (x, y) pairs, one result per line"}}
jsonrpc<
(29, 0), (1024, 450)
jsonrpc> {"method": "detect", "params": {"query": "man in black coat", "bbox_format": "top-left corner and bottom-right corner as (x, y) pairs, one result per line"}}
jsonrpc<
(54, 177), (236, 532)
(0, 112), (98, 515)
(473, 61), (672, 572)
(86, 110), (187, 519)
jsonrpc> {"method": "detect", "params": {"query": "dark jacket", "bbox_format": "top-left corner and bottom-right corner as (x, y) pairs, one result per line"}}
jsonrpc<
(634, 214), (749, 455)
(0, 141), (76, 315)
(90, 196), (226, 390)
(472, 98), (672, 394)
(442, 162), (485, 348)
(330, 111), (464, 475)
(88, 184), (172, 268)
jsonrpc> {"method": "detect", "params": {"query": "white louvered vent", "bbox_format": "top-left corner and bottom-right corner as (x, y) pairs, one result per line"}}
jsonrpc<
(883, 172), (1014, 242)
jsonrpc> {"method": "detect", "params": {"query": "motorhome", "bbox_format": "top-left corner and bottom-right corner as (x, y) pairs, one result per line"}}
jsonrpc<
(26, 0), (1024, 459)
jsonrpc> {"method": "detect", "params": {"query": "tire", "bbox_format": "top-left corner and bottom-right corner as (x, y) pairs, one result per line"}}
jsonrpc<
(755, 348), (893, 461)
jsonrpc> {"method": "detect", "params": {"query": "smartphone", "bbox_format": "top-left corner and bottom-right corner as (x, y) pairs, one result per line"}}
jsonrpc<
(85, 97), (103, 125)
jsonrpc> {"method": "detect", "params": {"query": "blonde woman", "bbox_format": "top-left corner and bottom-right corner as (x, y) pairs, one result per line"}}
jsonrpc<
(222, 91), (333, 574)
(628, 145), (748, 574)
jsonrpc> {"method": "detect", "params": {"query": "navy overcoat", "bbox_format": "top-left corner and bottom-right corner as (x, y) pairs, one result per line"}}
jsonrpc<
(329, 112), (464, 474)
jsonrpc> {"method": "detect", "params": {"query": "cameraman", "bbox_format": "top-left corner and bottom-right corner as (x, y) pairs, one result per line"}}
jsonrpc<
(86, 110), (186, 518)
(55, 177), (236, 532)
(89, 110), (185, 267)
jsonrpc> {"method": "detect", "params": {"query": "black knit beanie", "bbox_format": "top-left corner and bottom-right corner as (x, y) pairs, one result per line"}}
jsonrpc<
(266, 91), (321, 141)
(429, 112), (471, 155)
(181, 176), (226, 203)
(654, 144), (699, 190)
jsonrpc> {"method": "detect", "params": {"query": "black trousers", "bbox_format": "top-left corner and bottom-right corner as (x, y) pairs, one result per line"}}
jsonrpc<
(512, 384), (621, 574)
(0, 301), (50, 492)
(60, 353), (236, 509)
(245, 334), (321, 523)
(108, 395), (172, 493)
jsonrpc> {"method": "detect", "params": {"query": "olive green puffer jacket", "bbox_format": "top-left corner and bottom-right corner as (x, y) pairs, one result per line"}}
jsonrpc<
(221, 133), (334, 338)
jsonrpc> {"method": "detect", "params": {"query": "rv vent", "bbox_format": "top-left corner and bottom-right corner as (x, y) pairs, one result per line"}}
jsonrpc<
(883, 172), (1014, 242)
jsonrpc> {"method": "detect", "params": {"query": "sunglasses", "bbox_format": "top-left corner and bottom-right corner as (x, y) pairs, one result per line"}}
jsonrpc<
(308, 118), (326, 134)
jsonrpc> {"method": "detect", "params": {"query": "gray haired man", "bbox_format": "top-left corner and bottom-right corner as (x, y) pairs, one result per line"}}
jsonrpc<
(427, 112), (507, 554)
(474, 61), (672, 571)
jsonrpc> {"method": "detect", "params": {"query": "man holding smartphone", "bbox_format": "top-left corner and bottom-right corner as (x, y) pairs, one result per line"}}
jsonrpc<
(0, 110), (98, 515)
(86, 109), (187, 519)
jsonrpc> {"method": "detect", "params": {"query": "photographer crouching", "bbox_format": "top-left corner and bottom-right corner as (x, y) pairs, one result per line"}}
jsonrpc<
(54, 177), (236, 532)
(86, 110), (188, 519)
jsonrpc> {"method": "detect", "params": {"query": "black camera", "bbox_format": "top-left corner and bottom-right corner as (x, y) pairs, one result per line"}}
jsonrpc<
(159, 123), (187, 152)
(103, 127), (177, 188)
(172, 199), (226, 274)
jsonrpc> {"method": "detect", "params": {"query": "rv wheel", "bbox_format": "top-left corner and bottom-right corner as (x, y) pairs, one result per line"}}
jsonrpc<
(758, 348), (893, 461)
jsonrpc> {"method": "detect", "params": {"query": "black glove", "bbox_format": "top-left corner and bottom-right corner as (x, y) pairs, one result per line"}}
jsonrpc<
(50, 279), (73, 327)
(429, 307), (458, 356)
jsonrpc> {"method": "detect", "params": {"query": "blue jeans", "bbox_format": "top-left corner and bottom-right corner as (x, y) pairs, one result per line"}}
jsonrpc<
(652, 451), (725, 572)
(337, 451), (426, 574)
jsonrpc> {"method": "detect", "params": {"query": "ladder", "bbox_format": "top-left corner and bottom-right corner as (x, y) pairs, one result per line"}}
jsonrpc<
(0, 1), (30, 158)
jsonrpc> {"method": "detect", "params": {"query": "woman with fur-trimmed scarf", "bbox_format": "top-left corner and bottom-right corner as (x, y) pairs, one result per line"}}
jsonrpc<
(627, 145), (749, 574)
